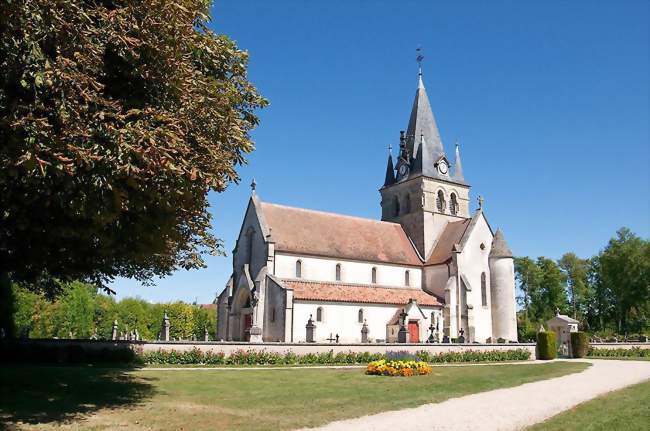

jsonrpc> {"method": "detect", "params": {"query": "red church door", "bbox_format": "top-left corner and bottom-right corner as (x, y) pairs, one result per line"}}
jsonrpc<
(243, 314), (253, 341)
(408, 321), (419, 343)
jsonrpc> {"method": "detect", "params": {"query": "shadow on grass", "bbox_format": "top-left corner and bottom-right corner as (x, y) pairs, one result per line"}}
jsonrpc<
(0, 365), (156, 428)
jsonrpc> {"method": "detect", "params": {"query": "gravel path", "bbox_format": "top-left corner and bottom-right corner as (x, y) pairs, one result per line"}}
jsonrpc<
(301, 359), (650, 431)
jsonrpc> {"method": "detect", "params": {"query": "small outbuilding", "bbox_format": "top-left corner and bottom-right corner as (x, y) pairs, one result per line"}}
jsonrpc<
(547, 312), (580, 356)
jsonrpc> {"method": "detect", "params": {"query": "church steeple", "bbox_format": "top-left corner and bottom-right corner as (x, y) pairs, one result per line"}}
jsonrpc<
(454, 142), (465, 182)
(406, 73), (445, 178)
(383, 145), (395, 187)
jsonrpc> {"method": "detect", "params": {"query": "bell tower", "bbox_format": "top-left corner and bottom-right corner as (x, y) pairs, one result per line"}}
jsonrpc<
(380, 59), (470, 259)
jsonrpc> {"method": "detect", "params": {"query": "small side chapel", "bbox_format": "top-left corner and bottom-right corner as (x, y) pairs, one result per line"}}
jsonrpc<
(216, 65), (518, 344)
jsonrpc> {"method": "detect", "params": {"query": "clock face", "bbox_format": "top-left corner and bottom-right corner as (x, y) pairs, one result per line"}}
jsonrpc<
(438, 161), (448, 175)
(398, 164), (409, 177)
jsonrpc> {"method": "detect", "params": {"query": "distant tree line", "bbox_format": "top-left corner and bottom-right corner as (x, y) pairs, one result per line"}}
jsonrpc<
(9, 282), (216, 341)
(516, 228), (649, 341)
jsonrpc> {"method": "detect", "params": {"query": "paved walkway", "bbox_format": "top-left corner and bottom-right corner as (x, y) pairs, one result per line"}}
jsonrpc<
(301, 359), (650, 431)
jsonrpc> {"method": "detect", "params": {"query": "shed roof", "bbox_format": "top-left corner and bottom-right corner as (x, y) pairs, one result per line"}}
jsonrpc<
(260, 202), (421, 266)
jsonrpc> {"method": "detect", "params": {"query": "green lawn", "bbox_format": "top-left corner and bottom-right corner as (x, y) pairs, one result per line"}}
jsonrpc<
(528, 379), (650, 431)
(1, 362), (589, 431)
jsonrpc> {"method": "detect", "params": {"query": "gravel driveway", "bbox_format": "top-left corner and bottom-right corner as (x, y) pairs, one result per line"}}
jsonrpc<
(300, 359), (650, 431)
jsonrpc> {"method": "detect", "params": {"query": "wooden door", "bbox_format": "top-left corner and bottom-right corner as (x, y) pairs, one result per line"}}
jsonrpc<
(408, 321), (419, 343)
(243, 314), (253, 341)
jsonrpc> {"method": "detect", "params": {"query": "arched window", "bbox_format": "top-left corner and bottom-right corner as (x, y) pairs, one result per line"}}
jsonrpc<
(436, 190), (446, 213)
(271, 308), (276, 323)
(371, 267), (377, 284)
(405, 194), (411, 213)
(358, 308), (364, 323)
(316, 307), (323, 322)
(335, 263), (341, 281)
(295, 260), (302, 278)
(481, 272), (487, 307)
(405, 270), (410, 287)
(393, 196), (400, 217)
(450, 193), (458, 215)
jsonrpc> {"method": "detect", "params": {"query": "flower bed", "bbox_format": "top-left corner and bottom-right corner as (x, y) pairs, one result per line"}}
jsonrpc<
(366, 359), (432, 376)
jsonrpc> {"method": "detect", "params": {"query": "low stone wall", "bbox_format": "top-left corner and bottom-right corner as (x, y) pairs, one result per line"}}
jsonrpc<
(589, 342), (650, 350)
(9, 339), (537, 360)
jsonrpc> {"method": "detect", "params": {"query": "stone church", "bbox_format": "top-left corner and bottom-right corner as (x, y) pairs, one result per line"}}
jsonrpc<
(216, 70), (517, 344)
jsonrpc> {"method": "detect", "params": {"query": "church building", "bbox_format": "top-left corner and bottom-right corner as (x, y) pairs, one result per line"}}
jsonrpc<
(216, 68), (518, 344)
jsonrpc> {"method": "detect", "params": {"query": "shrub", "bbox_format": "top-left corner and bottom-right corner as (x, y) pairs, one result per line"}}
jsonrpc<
(587, 347), (650, 358)
(570, 332), (589, 358)
(537, 331), (557, 360)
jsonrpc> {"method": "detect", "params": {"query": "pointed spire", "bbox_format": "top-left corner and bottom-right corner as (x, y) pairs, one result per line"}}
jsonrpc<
(405, 65), (444, 178)
(490, 229), (513, 258)
(454, 141), (464, 181)
(383, 144), (395, 187)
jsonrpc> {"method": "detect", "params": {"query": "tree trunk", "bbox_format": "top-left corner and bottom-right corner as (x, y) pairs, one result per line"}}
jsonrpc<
(0, 272), (16, 338)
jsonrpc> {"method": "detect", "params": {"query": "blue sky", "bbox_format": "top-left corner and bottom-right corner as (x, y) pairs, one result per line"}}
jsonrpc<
(111, 0), (649, 303)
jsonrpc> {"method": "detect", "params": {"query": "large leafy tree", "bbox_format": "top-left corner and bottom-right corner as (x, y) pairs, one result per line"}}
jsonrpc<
(0, 0), (266, 315)
(558, 252), (590, 320)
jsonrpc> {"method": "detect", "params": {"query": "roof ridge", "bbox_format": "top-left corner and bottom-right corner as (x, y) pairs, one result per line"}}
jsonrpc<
(260, 201), (404, 227)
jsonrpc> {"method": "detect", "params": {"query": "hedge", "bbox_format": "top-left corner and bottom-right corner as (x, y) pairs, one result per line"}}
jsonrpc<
(588, 347), (650, 358)
(537, 331), (557, 360)
(570, 332), (589, 358)
(0, 341), (137, 364)
(140, 348), (531, 365)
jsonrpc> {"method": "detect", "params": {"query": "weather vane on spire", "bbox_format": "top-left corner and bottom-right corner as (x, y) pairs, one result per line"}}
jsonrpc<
(416, 46), (424, 76)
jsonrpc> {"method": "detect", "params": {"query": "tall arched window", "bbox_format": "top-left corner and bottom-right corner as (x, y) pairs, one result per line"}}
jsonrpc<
(481, 272), (487, 307)
(450, 193), (458, 215)
(393, 196), (400, 217)
(295, 260), (302, 278)
(436, 190), (446, 213)
(335, 263), (341, 281)
(405, 270), (410, 287)
(316, 307), (323, 322)
(371, 267), (377, 284)
(358, 308), (364, 323)
(271, 308), (276, 323)
(405, 194), (411, 213)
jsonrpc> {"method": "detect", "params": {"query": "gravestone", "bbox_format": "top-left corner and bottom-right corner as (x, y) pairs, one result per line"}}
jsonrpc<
(305, 314), (316, 343)
(361, 320), (369, 343)
(204, 327), (209, 342)
(161, 312), (170, 341)
(397, 309), (408, 343)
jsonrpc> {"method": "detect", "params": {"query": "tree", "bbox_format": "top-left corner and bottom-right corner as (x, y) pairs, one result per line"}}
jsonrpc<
(596, 228), (650, 333)
(537, 257), (568, 320)
(558, 252), (590, 319)
(514, 257), (542, 321)
(0, 0), (267, 331)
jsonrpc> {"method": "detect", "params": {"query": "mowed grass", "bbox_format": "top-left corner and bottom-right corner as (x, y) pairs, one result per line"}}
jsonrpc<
(528, 379), (650, 431)
(1, 362), (589, 431)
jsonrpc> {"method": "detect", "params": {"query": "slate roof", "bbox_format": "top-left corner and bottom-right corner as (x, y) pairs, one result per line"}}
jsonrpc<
(282, 279), (441, 307)
(426, 218), (472, 265)
(260, 202), (421, 266)
(489, 229), (513, 258)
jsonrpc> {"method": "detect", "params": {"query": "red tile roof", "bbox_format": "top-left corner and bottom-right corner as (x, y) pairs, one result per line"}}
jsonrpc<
(426, 218), (471, 265)
(282, 279), (441, 307)
(260, 202), (421, 266)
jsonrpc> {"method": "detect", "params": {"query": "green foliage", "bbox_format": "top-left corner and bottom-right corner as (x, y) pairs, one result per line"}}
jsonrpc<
(0, 340), (138, 364)
(11, 282), (216, 340)
(140, 348), (530, 365)
(537, 331), (557, 360)
(570, 332), (589, 358)
(587, 347), (650, 358)
(0, 0), (267, 294)
(515, 227), (649, 336)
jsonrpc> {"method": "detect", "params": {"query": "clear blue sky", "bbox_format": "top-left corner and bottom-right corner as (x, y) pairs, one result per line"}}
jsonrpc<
(111, 0), (649, 304)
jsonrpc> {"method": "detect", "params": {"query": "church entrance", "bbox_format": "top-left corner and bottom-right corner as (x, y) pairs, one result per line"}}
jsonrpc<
(408, 321), (419, 343)
(243, 314), (253, 342)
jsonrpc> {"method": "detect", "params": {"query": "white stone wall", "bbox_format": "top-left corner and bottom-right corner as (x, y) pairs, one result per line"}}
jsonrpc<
(274, 253), (421, 288)
(490, 257), (518, 341)
(292, 300), (442, 343)
(263, 277), (287, 342)
(457, 214), (494, 343)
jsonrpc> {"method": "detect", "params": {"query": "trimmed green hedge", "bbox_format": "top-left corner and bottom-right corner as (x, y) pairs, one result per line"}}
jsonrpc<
(588, 347), (650, 358)
(571, 332), (589, 358)
(537, 331), (557, 360)
(140, 348), (532, 365)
